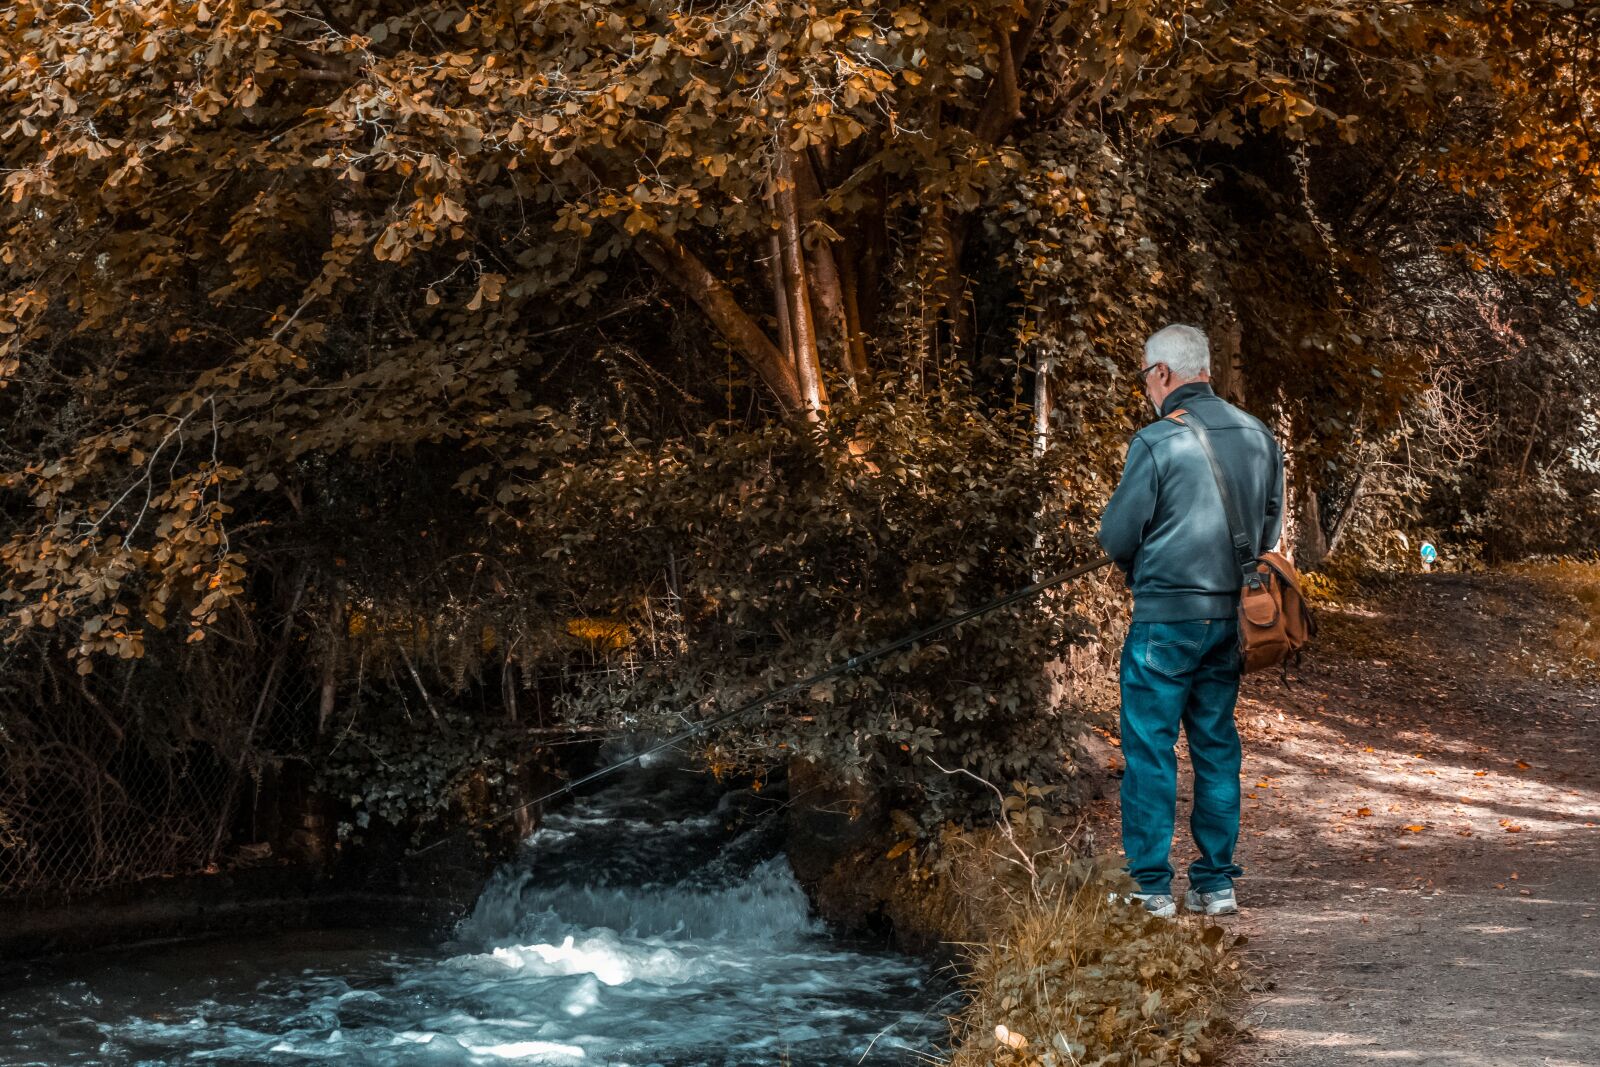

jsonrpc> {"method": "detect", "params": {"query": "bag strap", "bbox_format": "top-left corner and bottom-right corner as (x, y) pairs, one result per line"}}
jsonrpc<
(1165, 407), (1260, 586)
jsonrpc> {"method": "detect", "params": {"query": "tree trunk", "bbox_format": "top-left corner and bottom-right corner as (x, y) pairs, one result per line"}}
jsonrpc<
(633, 231), (805, 415)
(835, 250), (871, 384)
(1293, 468), (1330, 568)
(767, 232), (796, 372)
(1032, 350), (1052, 457)
(925, 1), (1045, 354)
(856, 175), (887, 336)
(792, 152), (867, 387)
(1210, 317), (1247, 406)
(1325, 464), (1370, 559)
(775, 151), (828, 417)
(1279, 403), (1329, 567)
(211, 567), (307, 863)
(502, 654), (519, 723)
(317, 577), (344, 738)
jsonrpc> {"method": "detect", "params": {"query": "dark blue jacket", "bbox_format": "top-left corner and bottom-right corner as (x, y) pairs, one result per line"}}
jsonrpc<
(1097, 383), (1285, 622)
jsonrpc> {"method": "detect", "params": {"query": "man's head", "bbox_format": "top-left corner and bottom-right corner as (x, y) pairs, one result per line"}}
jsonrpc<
(1141, 324), (1211, 413)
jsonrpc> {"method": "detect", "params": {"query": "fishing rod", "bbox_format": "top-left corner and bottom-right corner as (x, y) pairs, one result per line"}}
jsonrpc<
(406, 553), (1113, 859)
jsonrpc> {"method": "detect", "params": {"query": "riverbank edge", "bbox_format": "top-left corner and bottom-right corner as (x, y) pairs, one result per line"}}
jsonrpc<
(788, 769), (1250, 1064)
(0, 835), (494, 964)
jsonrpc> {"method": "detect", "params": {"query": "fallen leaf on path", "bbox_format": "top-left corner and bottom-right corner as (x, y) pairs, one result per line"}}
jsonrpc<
(994, 1025), (1027, 1050)
(1356, 807), (1373, 817)
(1515, 760), (1531, 770)
(1403, 825), (1426, 832)
(1473, 770), (1489, 777)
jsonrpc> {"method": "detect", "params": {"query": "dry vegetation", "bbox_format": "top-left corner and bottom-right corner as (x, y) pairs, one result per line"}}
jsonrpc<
(1506, 557), (1600, 678)
(829, 780), (1247, 1067)
(948, 854), (1246, 1067)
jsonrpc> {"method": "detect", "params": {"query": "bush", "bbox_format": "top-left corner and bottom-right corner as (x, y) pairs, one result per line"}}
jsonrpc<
(487, 388), (1124, 824)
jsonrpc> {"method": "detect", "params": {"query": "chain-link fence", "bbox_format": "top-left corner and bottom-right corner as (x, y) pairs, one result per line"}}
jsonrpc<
(0, 587), (690, 902)
(0, 710), (235, 898)
(0, 621), (305, 902)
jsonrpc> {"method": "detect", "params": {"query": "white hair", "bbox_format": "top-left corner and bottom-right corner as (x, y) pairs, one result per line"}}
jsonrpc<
(1143, 324), (1211, 379)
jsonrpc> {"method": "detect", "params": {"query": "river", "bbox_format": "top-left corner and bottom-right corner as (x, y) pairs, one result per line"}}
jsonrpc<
(2, 756), (948, 1065)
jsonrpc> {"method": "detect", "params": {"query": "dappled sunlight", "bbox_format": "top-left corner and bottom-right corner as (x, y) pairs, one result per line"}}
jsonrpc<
(1218, 574), (1600, 1067)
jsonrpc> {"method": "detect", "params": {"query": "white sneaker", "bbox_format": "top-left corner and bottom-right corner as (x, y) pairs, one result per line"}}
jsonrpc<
(1110, 890), (1177, 918)
(1185, 886), (1238, 915)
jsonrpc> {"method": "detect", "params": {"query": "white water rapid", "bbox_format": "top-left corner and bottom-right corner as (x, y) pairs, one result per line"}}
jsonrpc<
(2, 756), (946, 1065)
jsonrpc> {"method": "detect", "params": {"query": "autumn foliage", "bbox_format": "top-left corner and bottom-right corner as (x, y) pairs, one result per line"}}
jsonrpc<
(2, 2), (1599, 878)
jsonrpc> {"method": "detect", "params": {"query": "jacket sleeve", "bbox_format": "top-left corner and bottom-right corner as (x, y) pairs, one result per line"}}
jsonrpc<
(1097, 437), (1159, 573)
(1261, 442), (1286, 553)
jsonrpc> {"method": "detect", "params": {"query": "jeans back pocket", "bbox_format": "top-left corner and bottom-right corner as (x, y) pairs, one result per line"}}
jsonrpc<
(1143, 629), (1204, 678)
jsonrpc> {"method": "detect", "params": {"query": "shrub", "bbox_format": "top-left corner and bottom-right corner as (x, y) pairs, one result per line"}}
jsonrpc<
(487, 389), (1124, 825)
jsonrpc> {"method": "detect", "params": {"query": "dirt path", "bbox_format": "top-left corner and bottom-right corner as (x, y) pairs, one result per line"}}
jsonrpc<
(1093, 572), (1600, 1067)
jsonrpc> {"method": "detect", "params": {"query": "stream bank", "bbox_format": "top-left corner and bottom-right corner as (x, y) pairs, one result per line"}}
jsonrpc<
(2, 753), (951, 1066)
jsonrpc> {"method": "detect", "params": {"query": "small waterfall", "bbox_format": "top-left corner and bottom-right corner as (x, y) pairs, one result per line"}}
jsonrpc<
(461, 857), (817, 946)
(2, 756), (947, 1066)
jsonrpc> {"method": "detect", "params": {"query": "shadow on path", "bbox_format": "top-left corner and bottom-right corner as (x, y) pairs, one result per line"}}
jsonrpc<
(1105, 573), (1600, 1067)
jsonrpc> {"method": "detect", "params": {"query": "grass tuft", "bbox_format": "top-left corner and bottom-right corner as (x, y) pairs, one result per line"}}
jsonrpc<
(947, 852), (1245, 1067)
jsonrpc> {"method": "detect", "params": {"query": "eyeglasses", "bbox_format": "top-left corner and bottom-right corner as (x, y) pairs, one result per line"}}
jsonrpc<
(1140, 363), (1167, 382)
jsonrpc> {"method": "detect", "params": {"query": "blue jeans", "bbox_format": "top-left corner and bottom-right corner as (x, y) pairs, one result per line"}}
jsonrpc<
(1119, 619), (1243, 895)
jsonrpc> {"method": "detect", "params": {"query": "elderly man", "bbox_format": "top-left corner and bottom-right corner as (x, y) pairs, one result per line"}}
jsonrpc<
(1098, 324), (1285, 918)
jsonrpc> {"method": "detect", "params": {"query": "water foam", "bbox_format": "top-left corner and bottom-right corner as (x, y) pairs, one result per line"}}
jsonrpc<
(461, 856), (817, 945)
(2, 766), (943, 1066)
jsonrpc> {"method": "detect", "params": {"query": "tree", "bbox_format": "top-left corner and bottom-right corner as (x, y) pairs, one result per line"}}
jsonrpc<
(3, 2), (1599, 852)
